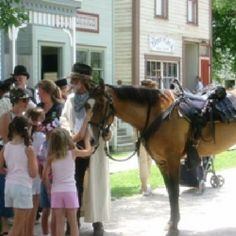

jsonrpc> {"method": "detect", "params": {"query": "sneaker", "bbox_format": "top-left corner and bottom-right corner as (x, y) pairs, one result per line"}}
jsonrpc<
(142, 185), (152, 196)
(93, 222), (104, 236)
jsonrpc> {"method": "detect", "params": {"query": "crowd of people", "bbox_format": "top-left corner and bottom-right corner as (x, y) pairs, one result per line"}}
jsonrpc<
(0, 63), (110, 236)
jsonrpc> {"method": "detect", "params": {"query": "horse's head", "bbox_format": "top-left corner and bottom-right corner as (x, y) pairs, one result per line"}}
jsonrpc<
(86, 80), (115, 146)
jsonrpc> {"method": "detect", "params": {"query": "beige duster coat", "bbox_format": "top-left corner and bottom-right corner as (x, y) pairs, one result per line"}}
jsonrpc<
(60, 93), (110, 222)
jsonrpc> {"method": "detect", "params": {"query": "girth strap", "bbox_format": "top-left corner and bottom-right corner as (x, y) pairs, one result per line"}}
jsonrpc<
(140, 100), (179, 146)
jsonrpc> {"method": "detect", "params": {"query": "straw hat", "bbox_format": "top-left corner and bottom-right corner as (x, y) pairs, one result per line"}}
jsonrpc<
(141, 79), (157, 89)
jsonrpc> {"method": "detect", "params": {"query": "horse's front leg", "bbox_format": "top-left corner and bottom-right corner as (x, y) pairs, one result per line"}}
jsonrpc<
(158, 159), (180, 235)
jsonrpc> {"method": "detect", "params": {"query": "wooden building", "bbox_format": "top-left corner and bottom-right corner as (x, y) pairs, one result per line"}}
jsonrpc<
(113, 0), (212, 91)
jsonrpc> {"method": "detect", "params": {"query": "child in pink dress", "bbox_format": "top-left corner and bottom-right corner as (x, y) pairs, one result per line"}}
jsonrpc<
(43, 127), (92, 236)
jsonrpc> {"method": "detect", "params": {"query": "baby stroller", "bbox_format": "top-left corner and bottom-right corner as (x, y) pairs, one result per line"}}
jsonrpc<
(179, 156), (225, 194)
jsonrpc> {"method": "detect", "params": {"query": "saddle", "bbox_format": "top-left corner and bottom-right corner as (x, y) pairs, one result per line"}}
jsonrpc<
(180, 87), (236, 123)
(178, 86), (236, 169)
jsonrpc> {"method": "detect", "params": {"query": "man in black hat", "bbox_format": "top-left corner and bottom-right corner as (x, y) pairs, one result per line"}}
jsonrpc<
(60, 63), (110, 236)
(12, 65), (36, 104)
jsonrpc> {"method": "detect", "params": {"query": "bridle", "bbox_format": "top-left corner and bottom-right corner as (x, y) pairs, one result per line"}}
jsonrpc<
(88, 92), (115, 152)
(88, 84), (176, 161)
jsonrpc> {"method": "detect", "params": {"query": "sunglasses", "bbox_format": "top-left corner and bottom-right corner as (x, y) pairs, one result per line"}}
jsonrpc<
(20, 98), (30, 103)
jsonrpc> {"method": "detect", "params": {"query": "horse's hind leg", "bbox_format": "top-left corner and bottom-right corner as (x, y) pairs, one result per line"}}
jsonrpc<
(158, 159), (180, 234)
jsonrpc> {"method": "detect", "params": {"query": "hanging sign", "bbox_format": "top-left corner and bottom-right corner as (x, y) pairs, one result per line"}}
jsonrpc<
(149, 34), (175, 53)
(76, 11), (99, 33)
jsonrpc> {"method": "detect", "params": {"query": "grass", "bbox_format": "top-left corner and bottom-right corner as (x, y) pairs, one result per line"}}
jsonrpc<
(110, 149), (236, 199)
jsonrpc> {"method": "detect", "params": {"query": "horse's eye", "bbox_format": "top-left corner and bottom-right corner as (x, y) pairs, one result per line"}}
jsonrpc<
(85, 103), (91, 110)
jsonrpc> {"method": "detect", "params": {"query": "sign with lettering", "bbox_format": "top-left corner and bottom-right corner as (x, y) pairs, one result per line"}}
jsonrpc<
(149, 35), (175, 53)
(76, 12), (99, 33)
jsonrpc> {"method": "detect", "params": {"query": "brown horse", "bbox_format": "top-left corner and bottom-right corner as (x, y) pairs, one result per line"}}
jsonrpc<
(87, 83), (236, 235)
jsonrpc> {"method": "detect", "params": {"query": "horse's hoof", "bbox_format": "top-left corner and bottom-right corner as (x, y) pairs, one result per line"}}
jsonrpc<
(166, 228), (179, 236)
(164, 221), (179, 236)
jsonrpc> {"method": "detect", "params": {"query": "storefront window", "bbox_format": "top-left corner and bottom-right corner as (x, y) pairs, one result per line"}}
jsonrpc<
(163, 62), (177, 88)
(76, 49), (104, 82)
(146, 60), (178, 88)
(77, 50), (88, 64)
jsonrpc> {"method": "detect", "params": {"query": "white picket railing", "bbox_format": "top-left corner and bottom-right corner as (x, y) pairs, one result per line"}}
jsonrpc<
(28, 10), (74, 30)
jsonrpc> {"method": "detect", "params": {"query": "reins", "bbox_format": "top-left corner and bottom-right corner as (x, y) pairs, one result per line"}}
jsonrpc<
(104, 143), (138, 162)
(89, 94), (114, 154)
(89, 83), (179, 162)
(104, 95), (153, 162)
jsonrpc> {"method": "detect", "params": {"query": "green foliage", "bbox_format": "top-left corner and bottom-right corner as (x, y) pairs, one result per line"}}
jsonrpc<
(212, 0), (236, 78)
(111, 165), (163, 199)
(111, 150), (236, 199)
(0, 0), (29, 30)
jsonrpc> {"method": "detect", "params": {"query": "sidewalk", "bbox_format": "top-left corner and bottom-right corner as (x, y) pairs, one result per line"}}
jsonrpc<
(34, 166), (236, 236)
(89, 168), (236, 236)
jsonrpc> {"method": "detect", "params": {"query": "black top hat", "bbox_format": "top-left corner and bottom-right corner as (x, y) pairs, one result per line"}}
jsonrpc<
(72, 63), (92, 76)
(55, 78), (68, 88)
(13, 65), (30, 79)
(10, 88), (31, 104)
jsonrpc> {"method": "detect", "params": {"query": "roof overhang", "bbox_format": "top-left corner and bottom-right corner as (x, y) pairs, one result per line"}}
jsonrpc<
(41, 0), (82, 9)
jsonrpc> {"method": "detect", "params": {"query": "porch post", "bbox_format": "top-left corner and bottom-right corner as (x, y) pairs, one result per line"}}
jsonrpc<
(72, 16), (77, 63)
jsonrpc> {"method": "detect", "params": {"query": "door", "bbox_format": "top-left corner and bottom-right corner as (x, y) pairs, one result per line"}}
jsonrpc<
(200, 58), (210, 86)
(41, 46), (62, 81)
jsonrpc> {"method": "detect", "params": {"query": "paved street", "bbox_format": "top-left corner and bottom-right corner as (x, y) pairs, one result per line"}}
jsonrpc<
(34, 167), (236, 236)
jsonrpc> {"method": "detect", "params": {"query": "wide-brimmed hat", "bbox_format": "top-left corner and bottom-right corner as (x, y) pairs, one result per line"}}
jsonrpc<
(10, 88), (31, 104)
(72, 63), (92, 76)
(12, 65), (30, 79)
(69, 63), (92, 80)
(141, 79), (157, 88)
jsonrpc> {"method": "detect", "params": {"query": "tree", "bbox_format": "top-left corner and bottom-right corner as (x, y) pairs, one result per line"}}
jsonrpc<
(212, 0), (236, 81)
(0, 0), (28, 31)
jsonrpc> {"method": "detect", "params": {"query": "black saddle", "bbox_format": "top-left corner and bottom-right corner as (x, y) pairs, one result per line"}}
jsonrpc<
(179, 86), (236, 123)
(178, 86), (236, 169)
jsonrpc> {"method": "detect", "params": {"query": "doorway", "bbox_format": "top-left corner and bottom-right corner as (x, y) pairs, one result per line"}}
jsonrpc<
(184, 42), (199, 91)
(41, 46), (62, 81)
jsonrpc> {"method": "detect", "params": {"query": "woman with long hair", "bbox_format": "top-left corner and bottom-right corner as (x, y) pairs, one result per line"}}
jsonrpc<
(37, 80), (63, 236)
(37, 79), (63, 125)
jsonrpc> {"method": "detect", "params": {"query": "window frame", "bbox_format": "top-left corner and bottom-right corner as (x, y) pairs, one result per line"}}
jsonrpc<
(187, 0), (198, 25)
(145, 58), (179, 89)
(154, 0), (168, 19)
(76, 48), (105, 81)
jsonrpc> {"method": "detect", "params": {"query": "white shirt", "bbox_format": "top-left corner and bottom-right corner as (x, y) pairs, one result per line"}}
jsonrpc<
(4, 142), (33, 188)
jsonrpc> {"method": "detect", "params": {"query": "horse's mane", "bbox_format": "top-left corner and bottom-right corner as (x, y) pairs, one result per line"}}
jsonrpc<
(108, 85), (162, 106)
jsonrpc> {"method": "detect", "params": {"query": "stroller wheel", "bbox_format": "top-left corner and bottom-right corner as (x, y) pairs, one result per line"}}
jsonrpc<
(216, 175), (224, 187)
(210, 175), (224, 188)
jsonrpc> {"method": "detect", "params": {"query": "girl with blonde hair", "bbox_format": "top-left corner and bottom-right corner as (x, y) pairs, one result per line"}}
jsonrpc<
(43, 128), (92, 236)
